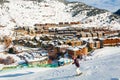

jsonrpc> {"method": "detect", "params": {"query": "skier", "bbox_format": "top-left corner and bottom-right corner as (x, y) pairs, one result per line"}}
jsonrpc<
(72, 56), (82, 76)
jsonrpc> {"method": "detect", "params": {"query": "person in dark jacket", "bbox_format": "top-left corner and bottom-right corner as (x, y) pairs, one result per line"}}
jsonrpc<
(72, 56), (82, 75)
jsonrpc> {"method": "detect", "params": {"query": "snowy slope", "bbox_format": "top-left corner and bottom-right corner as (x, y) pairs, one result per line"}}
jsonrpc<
(0, 0), (73, 27)
(0, 47), (120, 80)
(0, 0), (120, 31)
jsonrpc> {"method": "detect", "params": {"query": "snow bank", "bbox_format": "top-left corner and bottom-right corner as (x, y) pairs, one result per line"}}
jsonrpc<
(91, 47), (120, 58)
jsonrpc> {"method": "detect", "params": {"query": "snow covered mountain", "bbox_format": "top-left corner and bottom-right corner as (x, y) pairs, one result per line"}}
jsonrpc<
(0, 0), (120, 30)
(114, 9), (120, 16)
(66, 1), (120, 30)
(68, 0), (120, 12)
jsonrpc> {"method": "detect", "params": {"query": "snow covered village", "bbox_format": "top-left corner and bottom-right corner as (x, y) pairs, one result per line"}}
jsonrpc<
(0, 0), (120, 80)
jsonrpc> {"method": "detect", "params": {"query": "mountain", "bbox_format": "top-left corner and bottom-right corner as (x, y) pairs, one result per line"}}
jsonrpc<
(68, 0), (120, 12)
(68, 1), (120, 30)
(114, 9), (120, 16)
(0, 0), (120, 32)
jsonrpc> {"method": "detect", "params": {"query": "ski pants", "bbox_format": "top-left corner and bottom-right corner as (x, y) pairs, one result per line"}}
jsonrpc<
(76, 68), (81, 74)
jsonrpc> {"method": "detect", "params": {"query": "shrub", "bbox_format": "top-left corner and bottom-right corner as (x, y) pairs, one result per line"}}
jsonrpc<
(8, 48), (14, 54)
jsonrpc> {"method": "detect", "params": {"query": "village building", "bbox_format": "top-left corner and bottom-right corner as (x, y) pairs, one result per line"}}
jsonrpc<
(65, 40), (82, 47)
(103, 38), (120, 46)
(87, 39), (94, 49)
(67, 46), (88, 58)
(97, 32), (103, 38)
(28, 57), (48, 66)
(91, 32), (98, 38)
(54, 45), (69, 54)
(79, 32), (86, 38)
(95, 41), (101, 49)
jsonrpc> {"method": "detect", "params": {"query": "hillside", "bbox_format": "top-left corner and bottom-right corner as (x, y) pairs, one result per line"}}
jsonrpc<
(0, 0), (120, 32)
(67, 1), (120, 30)
(114, 9), (120, 16)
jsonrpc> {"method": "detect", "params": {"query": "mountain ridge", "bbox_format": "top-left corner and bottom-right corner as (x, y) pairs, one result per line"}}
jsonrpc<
(0, 0), (120, 30)
(114, 9), (120, 16)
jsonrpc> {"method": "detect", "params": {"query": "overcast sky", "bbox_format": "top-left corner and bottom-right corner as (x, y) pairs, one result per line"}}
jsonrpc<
(67, 0), (120, 12)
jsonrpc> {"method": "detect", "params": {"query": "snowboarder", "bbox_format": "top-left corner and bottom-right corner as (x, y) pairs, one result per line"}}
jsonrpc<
(72, 56), (82, 75)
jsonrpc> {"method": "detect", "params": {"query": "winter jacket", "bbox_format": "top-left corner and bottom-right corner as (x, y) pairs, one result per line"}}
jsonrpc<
(73, 58), (80, 68)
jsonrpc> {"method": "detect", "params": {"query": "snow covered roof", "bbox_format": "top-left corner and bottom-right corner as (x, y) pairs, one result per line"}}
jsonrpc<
(28, 56), (48, 62)
(88, 39), (94, 43)
(55, 45), (69, 48)
(67, 47), (80, 51)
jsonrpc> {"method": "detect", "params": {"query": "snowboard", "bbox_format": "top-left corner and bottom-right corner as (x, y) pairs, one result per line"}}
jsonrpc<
(74, 72), (83, 77)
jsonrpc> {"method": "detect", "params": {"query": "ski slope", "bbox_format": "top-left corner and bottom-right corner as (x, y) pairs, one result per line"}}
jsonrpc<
(0, 47), (120, 80)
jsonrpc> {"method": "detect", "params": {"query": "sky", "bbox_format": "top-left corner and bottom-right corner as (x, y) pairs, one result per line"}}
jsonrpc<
(67, 0), (120, 12)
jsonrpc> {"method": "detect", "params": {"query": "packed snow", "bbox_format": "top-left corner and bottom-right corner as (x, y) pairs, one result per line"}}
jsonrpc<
(0, 47), (120, 80)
